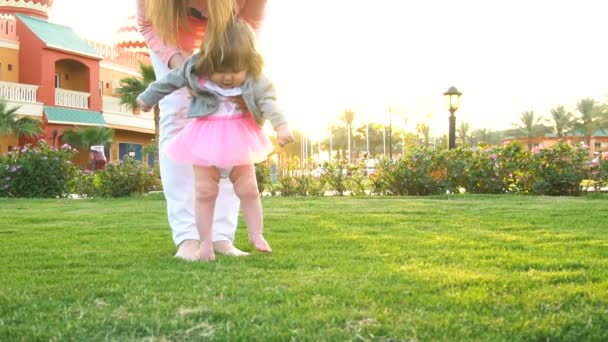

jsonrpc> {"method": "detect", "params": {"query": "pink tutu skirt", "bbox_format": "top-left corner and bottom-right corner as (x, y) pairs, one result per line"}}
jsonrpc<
(165, 113), (273, 168)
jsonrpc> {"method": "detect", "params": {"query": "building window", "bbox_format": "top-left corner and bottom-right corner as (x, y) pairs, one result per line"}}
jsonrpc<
(105, 82), (110, 89)
(118, 143), (143, 161)
(8, 145), (13, 152)
(65, 74), (69, 80)
(595, 141), (601, 150)
(54, 74), (61, 88)
(7, 64), (12, 71)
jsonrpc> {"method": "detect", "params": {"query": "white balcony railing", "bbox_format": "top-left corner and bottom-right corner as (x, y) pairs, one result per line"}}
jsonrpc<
(102, 95), (154, 132)
(55, 89), (89, 109)
(0, 81), (39, 103)
(102, 95), (132, 115)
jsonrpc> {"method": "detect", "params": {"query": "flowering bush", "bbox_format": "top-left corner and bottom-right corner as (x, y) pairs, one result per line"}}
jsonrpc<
(0, 141), (78, 198)
(495, 142), (530, 193)
(442, 147), (473, 193)
(87, 157), (161, 197)
(270, 141), (594, 197)
(464, 148), (506, 194)
(527, 141), (588, 196)
(275, 157), (305, 196)
(368, 166), (388, 195)
(321, 160), (349, 196)
(70, 169), (98, 198)
(588, 151), (608, 192)
(379, 147), (444, 195)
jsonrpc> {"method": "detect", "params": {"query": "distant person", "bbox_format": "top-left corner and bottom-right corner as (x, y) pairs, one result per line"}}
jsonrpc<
(137, 0), (268, 260)
(137, 17), (293, 261)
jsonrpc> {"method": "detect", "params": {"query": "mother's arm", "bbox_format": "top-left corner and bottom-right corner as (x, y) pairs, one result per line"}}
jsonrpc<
(237, 0), (267, 33)
(198, 0), (267, 33)
(136, 0), (184, 68)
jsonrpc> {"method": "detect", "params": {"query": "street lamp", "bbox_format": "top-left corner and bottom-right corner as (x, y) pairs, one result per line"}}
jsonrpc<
(443, 86), (462, 150)
(128, 150), (135, 158)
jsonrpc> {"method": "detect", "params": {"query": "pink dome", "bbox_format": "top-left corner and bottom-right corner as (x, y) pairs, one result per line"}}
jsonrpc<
(0, 0), (53, 19)
(115, 15), (148, 55)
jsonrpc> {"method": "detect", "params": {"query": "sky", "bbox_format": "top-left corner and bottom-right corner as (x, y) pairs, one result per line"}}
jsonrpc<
(50, 0), (608, 140)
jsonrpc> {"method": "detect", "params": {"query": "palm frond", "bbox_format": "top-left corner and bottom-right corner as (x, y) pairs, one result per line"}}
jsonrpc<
(62, 127), (114, 149)
(14, 117), (42, 138)
(138, 62), (157, 85)
(116, 77), (146, 109)
(0, 100), (22, 135)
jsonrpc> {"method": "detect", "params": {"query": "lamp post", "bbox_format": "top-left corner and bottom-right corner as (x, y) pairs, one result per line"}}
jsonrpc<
(443, 86), (462, 150)
(382, 125), (386, 156)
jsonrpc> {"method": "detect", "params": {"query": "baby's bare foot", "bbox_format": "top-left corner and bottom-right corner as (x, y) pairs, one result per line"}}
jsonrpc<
(199, 243), (216, 262)
(249, 235), (272, 253)
(175, 239), (199, 261)
(214, 240), (250, 256)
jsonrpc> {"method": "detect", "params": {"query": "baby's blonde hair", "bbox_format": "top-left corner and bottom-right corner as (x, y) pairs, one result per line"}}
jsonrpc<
(195, 17), (263, 78)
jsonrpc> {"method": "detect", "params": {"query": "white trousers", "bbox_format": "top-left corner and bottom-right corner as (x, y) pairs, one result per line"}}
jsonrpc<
(149, 52), (240, 246)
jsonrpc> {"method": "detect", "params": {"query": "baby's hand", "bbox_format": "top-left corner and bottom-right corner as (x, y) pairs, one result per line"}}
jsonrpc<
(137, 96), (152, 112)
(276, 124), (294, 147)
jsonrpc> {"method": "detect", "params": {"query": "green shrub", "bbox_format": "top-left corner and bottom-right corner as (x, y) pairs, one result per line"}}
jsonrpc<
(255, 163), (271, 194)
(93, 157), (161, 197)
(589, 151), (608, 191)
(529, 141), (588, 196)
(381, 148), (444, 195)
(0, 140), (78, 198)
(345, 162), (366, 196)
(442, 148), (472, 192)
(464, 147), (507, 194)
(496, 142), (530, 193)
(69, 169), (98, 198)
(321, 160), (349, 196)
(275, 157), (303, 196)
(277, 173), (299, 196)
(368, 167), (388, 195)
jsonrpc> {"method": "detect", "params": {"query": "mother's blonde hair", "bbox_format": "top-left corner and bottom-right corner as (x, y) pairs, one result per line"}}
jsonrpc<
(146, 0), (238, 57)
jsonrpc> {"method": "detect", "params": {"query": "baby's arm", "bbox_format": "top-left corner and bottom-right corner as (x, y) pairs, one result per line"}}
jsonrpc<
(137, 60), (191, 110)
(254, 75), (293, 146)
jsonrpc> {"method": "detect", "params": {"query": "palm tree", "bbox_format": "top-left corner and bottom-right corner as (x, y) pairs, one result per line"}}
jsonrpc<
(322, 125), (348, 160)
(416, 123), (431, 147)
(575, 98), (604, 147)
(513, 111), (550, 150)
(472, 128), (491, 146)
(340, 109), (354, 162)
(61, 126), (114, 150)
(550, 105), (574, 139)
(0, 99), (42, 141)
(456, 122), (471, 147)
(116, 62), (159, 162)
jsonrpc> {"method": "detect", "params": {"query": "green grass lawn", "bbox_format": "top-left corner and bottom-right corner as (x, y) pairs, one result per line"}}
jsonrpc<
(1, 195), (607, 341)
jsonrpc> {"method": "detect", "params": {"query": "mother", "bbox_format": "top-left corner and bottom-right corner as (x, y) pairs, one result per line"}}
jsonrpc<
(136, 0), (268, 260)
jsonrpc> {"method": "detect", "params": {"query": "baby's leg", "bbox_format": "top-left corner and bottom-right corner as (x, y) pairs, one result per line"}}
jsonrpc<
(193, 166), (221, 261)
(230, 165), (272, 252)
